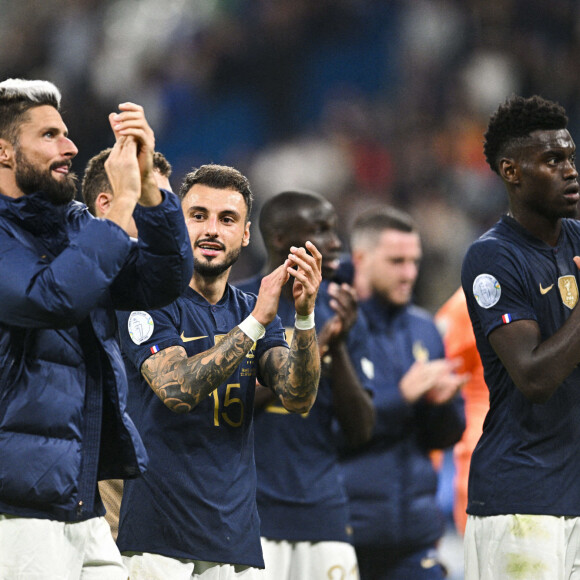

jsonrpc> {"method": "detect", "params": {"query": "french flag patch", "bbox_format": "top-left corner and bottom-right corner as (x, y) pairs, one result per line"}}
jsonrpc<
(502, 313), (512, 324)
(150, 344), (160, 354)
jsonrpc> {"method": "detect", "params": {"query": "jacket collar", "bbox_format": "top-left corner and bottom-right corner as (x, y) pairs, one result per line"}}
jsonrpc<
(0, 191), (85, 254)
(0, 190), (81, 235)
(362, 294), (409, 330)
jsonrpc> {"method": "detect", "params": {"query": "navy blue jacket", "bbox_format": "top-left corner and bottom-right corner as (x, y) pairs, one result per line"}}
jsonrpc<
(0, 190), (193, 522)
(340, 296), (465, 550)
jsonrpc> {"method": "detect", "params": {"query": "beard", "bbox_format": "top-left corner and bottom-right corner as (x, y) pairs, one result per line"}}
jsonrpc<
(194, 245), (242, 278)
(15, 148), (78, 205)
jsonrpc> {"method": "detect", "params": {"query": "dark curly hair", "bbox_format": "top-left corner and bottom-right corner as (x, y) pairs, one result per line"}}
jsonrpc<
(483, 95), (568, 175)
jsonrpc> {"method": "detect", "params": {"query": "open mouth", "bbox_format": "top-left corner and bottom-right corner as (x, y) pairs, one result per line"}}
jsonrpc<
(564, 184), (580, 200)
(324, 257), (341, 271)
(51, 162), (71, 177)
(197, 241), (224, 257)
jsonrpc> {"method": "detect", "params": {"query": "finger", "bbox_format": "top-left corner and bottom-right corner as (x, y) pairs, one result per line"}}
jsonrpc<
(109, 113), (123, 141)
(117, 102), (144, 113)
(287, 249), (317, 278)
(305, 240), (322, 268)
(341, 283), (358, 300)
(287, 263), (315, 290)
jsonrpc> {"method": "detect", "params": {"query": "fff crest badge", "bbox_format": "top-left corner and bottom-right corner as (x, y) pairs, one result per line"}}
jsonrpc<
(558, 275), (578, 309)
(412, 341), (429, 363)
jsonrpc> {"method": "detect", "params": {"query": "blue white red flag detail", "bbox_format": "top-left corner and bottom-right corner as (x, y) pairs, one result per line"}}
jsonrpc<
(150, 344), (160, 354)
(502, 313), (512, 324)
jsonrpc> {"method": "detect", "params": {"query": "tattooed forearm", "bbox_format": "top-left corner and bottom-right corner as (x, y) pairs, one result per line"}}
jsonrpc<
(261, 328), (320, 413)
(141, 327), (255, 413)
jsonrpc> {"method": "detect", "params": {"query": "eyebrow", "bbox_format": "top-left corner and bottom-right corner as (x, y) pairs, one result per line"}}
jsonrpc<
(38, 124), (69, 138)
(187, 205), (242, 218)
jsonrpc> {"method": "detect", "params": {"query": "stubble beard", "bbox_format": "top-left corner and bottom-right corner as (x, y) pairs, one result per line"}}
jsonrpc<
(194, 245), (242, 278)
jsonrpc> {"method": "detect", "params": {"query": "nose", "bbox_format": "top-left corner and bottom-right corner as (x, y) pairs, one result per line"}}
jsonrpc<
(402, 260), (419, 283)
(329, 231), (342, 251)
(564, 156), (578, 179)
(205, 215), (219, 236)
(61, 135), (78, 159)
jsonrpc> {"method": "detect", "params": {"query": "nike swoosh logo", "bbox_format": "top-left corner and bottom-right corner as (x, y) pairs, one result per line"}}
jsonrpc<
(539, 283), (554, 295)
(180, 332), (208, 342)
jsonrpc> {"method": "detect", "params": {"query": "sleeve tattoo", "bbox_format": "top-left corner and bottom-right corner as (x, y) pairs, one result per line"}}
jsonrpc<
(140, 327), (255, 413)
(260, 327), (320, 413)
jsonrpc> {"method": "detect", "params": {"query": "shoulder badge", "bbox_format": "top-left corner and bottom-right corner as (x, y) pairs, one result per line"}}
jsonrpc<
(473, 274), (501, 309)
(127, 311), (154, 345)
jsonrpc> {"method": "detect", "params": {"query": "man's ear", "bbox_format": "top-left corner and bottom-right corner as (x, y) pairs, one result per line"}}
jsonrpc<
(242, 220), (251, 247)
(499, 157), (519, 184)
(0, 139), (14, 168)
(95, 192), (114, 218)
(270, 231), (288, 252)
(351, 247), (364, 270)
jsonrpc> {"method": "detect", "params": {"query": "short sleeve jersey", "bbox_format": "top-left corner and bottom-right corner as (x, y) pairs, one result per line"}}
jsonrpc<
(461, 215), (580, 516)
(115, 285), (287, 567)
(237, 276), (374, 542)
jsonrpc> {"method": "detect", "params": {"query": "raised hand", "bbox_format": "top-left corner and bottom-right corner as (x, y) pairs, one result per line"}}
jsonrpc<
(399, 358), (468, 404)
(287, 241), (322, 316)
(109, 102), (161, 207)
(318, 282), (358, 351)
(252, 262), (291, 327)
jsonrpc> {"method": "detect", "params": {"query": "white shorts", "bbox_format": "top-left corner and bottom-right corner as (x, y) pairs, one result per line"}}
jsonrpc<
(122, 552), (260, 580)
(464, 513), (580, 580)
(0, 514), (127, 580)
(259, 537), (359, 580)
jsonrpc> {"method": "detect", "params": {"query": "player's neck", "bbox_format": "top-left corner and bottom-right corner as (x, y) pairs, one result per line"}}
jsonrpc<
(509, 207), (562, 247)
(190, 271), (229, 305)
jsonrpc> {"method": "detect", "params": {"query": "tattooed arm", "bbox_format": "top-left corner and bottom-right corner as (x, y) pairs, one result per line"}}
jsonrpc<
(259, 328), (319, 414)
(141, 241), (322, 414)
(140, 327), (255, 413)
(257, 240), (322, 413)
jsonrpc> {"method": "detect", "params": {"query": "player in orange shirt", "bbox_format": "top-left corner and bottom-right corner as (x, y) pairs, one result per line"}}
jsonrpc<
(435, 287), (489, 535)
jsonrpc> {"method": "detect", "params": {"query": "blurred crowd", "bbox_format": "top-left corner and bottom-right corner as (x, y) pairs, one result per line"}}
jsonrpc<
(2, 0), (580, 311)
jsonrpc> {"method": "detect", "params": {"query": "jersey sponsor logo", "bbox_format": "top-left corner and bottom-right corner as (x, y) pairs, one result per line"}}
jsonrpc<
(128, 311), (154, 345)
(473, 274), (501, 309)
(558, 275), (578, 309)
(539, 283), (554, 295)
(180, 332), (208, 342)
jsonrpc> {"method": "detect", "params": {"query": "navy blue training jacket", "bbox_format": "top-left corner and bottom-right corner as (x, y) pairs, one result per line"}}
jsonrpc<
(0, 190), (193, 522)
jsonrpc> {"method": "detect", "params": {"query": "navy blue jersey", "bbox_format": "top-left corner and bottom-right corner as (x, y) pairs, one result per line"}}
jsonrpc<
(340, 297), (465, 549)
(237, 276), (373, 542)
(116, 285), (287, 567)
(462, 215), (580, 516)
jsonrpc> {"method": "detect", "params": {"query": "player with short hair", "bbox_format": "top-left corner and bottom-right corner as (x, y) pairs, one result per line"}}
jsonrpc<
(462, 95), (580, 579)
(81, 146), (175, 541)
(238, 189), (375, 579)
(116, 164), (322, 579)
(341, 205), (466, 580)
(0, 78), (193, 578)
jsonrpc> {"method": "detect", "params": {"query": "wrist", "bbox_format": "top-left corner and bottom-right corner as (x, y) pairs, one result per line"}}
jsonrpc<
(295, 311), (315, 330)
(239, 314), (266, 341)
(138, 176), (163, 207)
